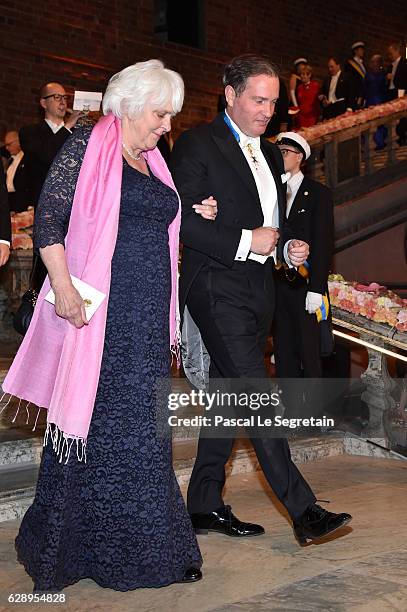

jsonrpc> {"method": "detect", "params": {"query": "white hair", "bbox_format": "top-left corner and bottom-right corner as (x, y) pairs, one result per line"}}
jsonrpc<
(102, 59), (184, 118)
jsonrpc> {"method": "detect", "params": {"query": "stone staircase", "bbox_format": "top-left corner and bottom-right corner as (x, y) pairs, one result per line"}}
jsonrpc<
(0, 370), (399, 524)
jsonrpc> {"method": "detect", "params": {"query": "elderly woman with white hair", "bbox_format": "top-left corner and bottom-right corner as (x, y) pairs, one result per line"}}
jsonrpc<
(5, 60), (216, 591)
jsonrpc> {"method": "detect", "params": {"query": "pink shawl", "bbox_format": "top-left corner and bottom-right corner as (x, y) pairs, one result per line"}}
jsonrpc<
(1, 114), (180, 462)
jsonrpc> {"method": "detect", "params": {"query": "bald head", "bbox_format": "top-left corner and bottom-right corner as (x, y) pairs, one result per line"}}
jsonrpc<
(40, 82), (65, 98)
(388, 43), (402, 62)
(4, 130), (21, 156)
(39, 82), (68, 123)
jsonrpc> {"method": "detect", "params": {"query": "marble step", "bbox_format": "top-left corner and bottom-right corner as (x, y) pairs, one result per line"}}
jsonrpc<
(0, 435), (347, 523)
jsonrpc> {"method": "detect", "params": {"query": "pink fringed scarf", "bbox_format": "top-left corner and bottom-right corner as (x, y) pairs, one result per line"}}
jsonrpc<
(1, 114), (181, 462)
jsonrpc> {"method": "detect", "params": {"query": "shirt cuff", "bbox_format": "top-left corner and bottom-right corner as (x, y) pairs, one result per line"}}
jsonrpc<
(235, 229), (252, 261)
(0, 240), (11, 247)
(283, 240), (296, 268)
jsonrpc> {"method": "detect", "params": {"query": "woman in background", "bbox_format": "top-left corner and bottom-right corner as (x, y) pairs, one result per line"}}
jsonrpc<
(296, 65), (321, 128)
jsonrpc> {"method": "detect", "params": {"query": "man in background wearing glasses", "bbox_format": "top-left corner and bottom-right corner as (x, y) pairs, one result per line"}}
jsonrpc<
(18, 82), (84, 288)
(19, 82), (84, 209)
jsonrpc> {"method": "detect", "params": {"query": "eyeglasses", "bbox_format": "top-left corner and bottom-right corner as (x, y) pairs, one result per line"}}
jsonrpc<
(42, 94), (69, 102)
(279, 148), (301, 156)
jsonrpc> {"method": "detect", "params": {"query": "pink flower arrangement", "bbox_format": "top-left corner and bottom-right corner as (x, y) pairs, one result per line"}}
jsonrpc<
(329, 275), (407, 332)
(11, 208), (34, 250)
(297, 97), (407, 142)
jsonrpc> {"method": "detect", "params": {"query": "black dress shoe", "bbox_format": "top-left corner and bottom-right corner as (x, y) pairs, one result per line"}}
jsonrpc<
(178, 568), (203, 583)
(190, 505), (265, 537)
(293, 503), (352, 545)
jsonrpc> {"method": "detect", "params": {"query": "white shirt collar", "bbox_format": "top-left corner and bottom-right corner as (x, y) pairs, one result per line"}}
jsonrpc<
(10, 151), (24, 162)
(45, 118), (65, 133)
(392, 56), (401, 67)
(287, 170), (304, 193)
(225, 111), (261, 149)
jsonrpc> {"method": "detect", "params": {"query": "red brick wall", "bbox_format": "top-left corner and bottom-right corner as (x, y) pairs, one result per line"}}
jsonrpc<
(1, 0), (406, 138)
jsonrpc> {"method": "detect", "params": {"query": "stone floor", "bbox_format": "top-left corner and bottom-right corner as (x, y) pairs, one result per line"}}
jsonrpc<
(0, 454), (406, 611)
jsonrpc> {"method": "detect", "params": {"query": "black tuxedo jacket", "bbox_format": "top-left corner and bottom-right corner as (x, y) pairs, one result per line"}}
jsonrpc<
(19, 121), (72, 206)
(7, 155), (33, 212)
(170, 113), (290, 313)
(0, 171), (11, 243)
(344, 60), (365, 108)
(321, 73), (352, 106)
(393, 57), (407, 91)
(286, 175), (333, 294)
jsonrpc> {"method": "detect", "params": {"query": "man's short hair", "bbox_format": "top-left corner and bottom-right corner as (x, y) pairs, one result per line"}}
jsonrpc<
(223, 54), (279, 96)
(328, 57), (341, 66)
(389, 42), (402, 53)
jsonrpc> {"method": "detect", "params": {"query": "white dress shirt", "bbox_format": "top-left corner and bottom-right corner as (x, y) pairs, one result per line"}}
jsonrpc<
(389, 56), (401, 90)
(6, 151), (24, 193)
(225, 112), (279, 264)
(286, 170), (304, 218)
(328, 71), (344, 103)
(45, 119), (67, 133)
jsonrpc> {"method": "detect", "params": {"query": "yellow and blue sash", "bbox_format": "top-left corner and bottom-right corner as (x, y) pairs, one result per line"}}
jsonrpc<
(298, 261), (329, 322)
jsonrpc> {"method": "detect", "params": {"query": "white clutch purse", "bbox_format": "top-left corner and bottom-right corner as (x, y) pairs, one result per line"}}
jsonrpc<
(45, 275), (106, 321)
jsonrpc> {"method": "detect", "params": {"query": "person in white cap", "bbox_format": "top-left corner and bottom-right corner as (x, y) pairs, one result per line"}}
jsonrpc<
(273, 131), (334, 419)
(289, 57), (308, 108)
(345, 41), (366, 109)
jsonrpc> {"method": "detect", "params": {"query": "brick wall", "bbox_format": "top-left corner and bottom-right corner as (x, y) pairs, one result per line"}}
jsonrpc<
(1, 0), (406, 138)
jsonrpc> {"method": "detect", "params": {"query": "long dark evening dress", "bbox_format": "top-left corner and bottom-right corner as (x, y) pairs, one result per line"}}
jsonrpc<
(15, 126), (202, 591)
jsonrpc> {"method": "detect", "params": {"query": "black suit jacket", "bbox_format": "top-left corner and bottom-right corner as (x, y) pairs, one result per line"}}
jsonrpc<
(344, 60), (365, 108)
(393, 57), (407, 91)
(19, 121), (72, 206)
(0, 171), (11, 243)
(321, 72), (352, 106)
(170, 113), (290, 313)
(286, 175), (333, 294)
(7, 155), (33, 212)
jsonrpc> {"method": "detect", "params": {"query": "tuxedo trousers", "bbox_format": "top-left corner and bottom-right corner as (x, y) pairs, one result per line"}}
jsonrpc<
(273, 271), (323, 419)
(185, 259), (316, 520)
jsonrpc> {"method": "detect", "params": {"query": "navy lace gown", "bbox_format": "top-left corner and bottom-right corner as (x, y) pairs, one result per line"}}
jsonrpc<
(15, 127), (202, 591)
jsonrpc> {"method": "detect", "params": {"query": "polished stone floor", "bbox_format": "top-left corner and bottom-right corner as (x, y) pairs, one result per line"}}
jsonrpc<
(0, 455), (406, 611)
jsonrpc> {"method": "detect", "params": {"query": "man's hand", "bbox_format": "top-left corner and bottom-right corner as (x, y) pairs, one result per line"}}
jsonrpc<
(0, 244), (10, 267)
(64, 109), (85, 130)
(287, 239), (309, 266)
(250, 227), (279, 255)
(318, 94), (329, 107)
(193, 195), (218, 220)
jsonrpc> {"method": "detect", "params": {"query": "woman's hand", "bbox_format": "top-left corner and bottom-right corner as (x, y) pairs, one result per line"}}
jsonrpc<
(0, 244), (10, 267)
(193, 195), (217, 221)
(53, 282), (88, 328)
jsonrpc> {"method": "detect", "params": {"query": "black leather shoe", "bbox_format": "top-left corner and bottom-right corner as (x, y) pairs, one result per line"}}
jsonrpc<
(190, 505), (265, 537)
(178, 568), (203, 583)
(293, 503), (352, 545)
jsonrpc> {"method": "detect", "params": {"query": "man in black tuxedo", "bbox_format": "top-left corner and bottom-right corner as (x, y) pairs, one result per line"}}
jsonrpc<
(0, 171), (11, 267)
(171, 55), (351, 545)
(4, 131), (32, 213)
(387, 42), (407, 146)
(273, 132), (333, 416)
(319, 58), (353, 120)
(19, 82), (84, 208)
